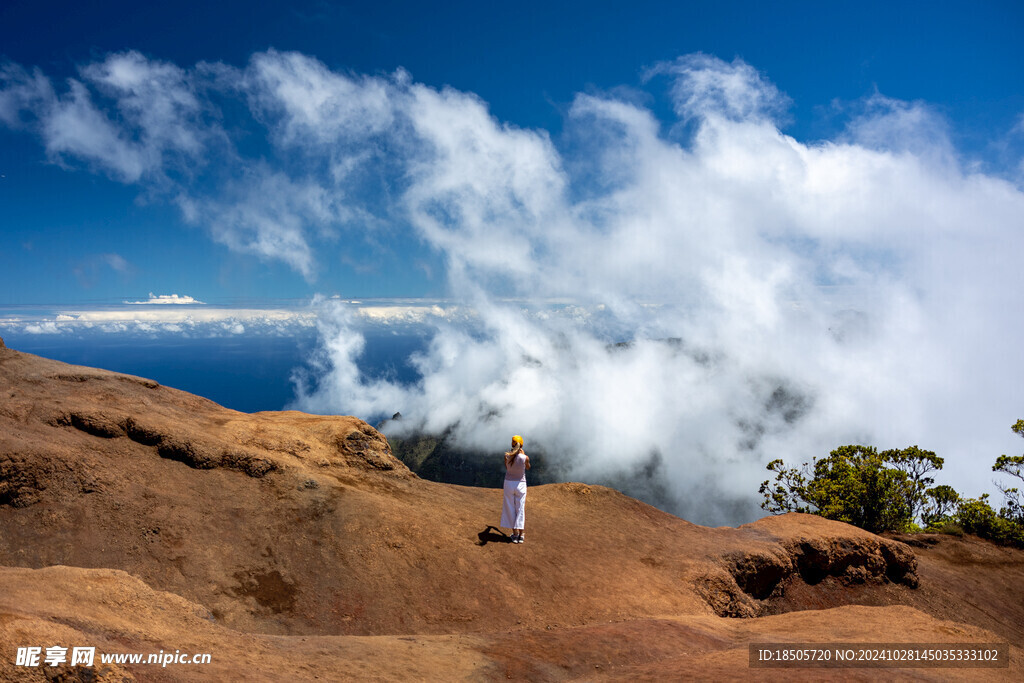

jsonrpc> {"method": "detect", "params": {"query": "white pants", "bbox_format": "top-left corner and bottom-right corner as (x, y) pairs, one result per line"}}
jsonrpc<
(501, 480), (527, 529)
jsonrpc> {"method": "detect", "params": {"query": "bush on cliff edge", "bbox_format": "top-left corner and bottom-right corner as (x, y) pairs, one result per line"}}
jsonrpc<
(760, 420), (1024, 546)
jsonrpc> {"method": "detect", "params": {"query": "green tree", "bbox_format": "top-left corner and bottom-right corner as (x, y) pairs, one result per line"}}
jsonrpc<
(938, 421), (1024, 549)
(758, 459), (811, 515)
(955, 494), (999, 535)
(885, 445), (943, 521)
(759, 445), (920, 533)
(921, 484), (960, 528)
(993, 419), (1024, 525)
(808, 445), (915, 533)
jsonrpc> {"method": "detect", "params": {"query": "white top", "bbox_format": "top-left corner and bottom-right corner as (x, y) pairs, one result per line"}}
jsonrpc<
(504, 451), (527, 482)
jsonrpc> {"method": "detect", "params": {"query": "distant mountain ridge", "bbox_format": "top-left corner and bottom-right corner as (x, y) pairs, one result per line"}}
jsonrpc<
(380, 413), (687, 517)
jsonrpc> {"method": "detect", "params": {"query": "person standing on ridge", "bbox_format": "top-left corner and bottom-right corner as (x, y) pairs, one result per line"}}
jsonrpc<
(501, 435), (530, 543)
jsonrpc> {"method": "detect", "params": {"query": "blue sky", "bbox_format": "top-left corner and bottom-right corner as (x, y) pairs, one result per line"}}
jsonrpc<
(1, 0), (1022, 305)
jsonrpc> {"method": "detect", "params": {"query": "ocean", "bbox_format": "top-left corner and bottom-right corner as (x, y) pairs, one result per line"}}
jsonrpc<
(4, 329), (428, 414)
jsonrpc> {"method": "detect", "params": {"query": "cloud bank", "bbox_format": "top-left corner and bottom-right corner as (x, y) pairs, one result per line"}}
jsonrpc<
(124, 293), (205, 305)
(0, 300), (468, 338)
(0, 305), (314, 337)
(3, 51), (1023, 523)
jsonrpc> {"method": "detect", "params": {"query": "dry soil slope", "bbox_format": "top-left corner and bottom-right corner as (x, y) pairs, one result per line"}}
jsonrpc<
(0, 565), (1013, 682)
(1, 342), (920, 634)
(0, 339), (1020, 680)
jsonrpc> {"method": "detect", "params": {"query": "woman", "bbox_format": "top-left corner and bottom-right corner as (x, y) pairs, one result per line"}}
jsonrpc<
(501, 435), (530, 544)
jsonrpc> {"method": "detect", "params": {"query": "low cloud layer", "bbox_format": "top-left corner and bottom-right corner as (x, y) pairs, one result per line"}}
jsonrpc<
(0, 305), (315, 337)
(3, 51), (1023, 523)
(124, 293), (205, 305)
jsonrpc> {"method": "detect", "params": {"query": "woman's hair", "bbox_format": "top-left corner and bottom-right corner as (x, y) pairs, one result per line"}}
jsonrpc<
(504, 436), (524, 467)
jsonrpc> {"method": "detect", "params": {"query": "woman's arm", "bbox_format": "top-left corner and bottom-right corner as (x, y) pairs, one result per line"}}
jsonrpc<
(525, 455), (531, 470)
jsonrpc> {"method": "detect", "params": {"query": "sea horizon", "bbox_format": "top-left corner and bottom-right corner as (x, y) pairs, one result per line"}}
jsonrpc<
(0, 300), (432, 415)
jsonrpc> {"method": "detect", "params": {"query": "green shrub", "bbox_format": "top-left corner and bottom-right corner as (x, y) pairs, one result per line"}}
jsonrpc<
(953, 494), (1024, 548)
(930, 520), (964, 536)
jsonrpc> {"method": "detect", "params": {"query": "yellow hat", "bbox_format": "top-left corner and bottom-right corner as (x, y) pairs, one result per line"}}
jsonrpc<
(512, 435), (523, 445)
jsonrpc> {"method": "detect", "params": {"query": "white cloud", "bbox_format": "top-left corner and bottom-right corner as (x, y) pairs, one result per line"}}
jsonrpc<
(181, 168), (334, 280)
(55, 307), (310, 324)
(80, 50), (204, 163)
(124, 293), (205, 305)
(402, 82), (568, 285)
(841, 92), (957, 167)
(23, 322), (61, 334)
(0, 63), (54, 128)
(355, 304), (474, 325)
(287, 55), (1024, 523)
(244, 49), (395, 146)
(647, 53), (790, 124)
(42, 79), (148, 182)
(0, 52), (208, 183)
(1, 305), (316, 340)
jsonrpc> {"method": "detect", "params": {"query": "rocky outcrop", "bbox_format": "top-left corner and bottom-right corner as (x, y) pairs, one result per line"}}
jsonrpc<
(698, 531), (918, 617)
(48, 408), (280, 477)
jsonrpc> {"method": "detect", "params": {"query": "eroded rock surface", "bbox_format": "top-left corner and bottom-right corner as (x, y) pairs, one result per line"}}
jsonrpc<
(698, 526), (918, 617)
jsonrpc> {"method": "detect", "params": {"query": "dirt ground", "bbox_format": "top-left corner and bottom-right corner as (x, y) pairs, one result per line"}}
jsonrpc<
(0, 340), (1019, 680)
